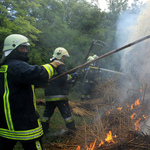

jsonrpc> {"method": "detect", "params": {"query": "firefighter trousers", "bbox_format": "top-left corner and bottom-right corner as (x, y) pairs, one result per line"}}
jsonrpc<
(42, 100), (76, 131)
(0, 137), (43, 150)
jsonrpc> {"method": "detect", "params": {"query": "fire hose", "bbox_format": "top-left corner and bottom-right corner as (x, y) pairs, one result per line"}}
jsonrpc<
(71, 39), (107, 86)
(49, 34), (150, 82)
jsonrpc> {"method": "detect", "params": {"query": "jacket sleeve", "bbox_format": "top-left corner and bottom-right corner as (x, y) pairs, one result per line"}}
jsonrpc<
(42, 63), (55, 80)
(8, 60), (55, 87)
(54, 64), (67, 84)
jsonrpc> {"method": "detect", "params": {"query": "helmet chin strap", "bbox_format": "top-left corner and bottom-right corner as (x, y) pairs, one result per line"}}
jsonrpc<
(50, 57), (55, 61)
(50, 57), (63, 62)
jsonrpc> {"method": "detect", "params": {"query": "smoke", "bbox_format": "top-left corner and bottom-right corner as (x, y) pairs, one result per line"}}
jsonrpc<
(116, 0), (150, 100)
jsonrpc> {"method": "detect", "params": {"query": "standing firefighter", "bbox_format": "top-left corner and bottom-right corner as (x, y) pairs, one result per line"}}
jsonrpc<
(0, 34), (62, 150)
(81, 55), (101, 101)
(93, 54), (99, 67)
(41, 47), (78, 136)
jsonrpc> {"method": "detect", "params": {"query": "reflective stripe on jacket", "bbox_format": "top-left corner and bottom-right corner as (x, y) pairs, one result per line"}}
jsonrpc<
(45, 62), (68, 101)
(0, 59), (54, 141)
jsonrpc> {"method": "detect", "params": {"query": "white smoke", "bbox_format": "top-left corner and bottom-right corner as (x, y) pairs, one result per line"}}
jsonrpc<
(116, 0), (150, 100)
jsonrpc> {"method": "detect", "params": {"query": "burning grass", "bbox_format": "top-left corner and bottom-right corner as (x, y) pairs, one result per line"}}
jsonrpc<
(43, 76), (150, 150)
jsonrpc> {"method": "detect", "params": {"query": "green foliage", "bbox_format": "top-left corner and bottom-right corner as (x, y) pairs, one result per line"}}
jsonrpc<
(106, 0), (128, 14)
(0, 0), (131, 70)
(0, 0), (41, 57)
(28, 48), (43, 65)
(0, 1), (142, 149)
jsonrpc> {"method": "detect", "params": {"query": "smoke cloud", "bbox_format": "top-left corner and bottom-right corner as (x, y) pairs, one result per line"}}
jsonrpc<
(116, 0), (150, 100)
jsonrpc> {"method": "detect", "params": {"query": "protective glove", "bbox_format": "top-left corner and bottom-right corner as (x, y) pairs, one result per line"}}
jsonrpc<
(50, 60), (64, 68)
(72, 72), (78, 78)
(72, 72), (81, 78)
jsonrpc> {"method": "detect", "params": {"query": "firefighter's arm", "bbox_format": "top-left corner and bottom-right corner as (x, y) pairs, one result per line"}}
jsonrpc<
(50, 60), (64, 68)
(89, 66), (101, 73)
(67, 72), (80, 81)
(42, 60), (64, 80)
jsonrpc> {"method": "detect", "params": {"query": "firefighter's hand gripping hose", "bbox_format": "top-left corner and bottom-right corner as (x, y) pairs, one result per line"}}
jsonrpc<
(73, 72), (80, 78)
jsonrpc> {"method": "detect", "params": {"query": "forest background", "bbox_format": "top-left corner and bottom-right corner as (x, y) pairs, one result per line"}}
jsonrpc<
(0, 0), (143, 81)
(1, 1), (148, 149)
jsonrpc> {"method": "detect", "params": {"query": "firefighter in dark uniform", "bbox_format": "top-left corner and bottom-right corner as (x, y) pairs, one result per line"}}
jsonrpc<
(81, 55), (101, 101)
(0, 34), (62, 150)
(41, 47), (77, 136)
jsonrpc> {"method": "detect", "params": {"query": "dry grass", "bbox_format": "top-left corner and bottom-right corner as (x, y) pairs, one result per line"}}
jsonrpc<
(43, 76), (150, 150)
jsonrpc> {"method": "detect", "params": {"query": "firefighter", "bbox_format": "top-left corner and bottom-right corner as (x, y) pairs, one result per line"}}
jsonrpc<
(0, 34), (62, 150)
(93, 54), (100, 68)
(81, 55), (100, 101)
(93, 54), (98, 59)
(41, 47), (78, 136)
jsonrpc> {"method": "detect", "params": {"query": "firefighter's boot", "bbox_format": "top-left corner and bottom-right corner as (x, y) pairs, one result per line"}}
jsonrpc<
(81, 95), (85, 101)
(86, 95), (91, 100)
(66, 120), (77, 136)
(41, 121), (50, 135)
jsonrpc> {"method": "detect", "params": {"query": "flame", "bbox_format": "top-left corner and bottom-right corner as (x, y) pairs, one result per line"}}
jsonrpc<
(76, 131), (117, 150)
(99, 140), (104, 147)
(130, 99), (140, 110)
(107, 109), (112, 115)
(134, 99), (140, 106)
(76, 146), (80, 150)
(140, 84), (145, 92)
(86, 139), (97, 150)
(140, 86), (143, 92)
(107, 111), (111, 115)
(105, 131), (115, 143)
(130, 113), (136, 119)
(117, 107), (123, 111)
(134, 118), (141, 130)
(76, 97), (143, 150)
(131, 104), (134, 110)
(143, 115), (147, 120)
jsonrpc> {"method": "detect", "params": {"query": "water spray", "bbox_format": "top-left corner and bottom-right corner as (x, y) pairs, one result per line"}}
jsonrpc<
(99, 68), (124, 75)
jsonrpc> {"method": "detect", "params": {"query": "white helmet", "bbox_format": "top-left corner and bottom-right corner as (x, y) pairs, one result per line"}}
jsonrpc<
(87, 56), (94, 62)
(2, 34), (30, 56)
(52, 47), (69, 60)
(93, 54), (98, 59)
(0, 34), (30, 64)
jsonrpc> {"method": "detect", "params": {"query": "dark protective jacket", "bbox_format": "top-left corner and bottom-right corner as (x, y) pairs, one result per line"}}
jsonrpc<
(0, 59), (54, 141)
(82, 64), (101, 84)
(45, 60), (75, 101)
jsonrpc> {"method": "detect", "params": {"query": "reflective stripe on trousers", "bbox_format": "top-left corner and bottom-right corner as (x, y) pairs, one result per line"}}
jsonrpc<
(64, 117), (74, 123)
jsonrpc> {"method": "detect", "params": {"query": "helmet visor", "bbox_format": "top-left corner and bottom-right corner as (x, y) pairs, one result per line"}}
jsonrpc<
(20, 42), (30, 46)
(64, 52), (70, 57)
